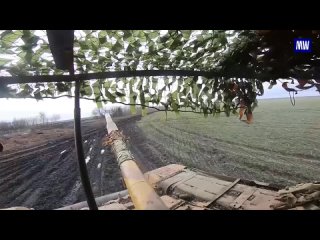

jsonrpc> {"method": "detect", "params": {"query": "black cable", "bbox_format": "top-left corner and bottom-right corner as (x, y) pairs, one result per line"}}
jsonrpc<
(73, 69), (98, 210)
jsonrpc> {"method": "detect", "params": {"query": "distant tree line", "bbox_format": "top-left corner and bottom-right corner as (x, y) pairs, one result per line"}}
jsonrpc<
(0, 112), (61, 132)
(92, 106), (131, 118)
(91, 106), (155, 118)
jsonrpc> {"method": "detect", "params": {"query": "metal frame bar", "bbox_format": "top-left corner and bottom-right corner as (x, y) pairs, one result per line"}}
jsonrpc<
(72, 68), (98, 210)
(0, 70), (213, 84)
(1, 70), (319, 85)
(205, 178), (241, 207)
(56, 190), (128, 210)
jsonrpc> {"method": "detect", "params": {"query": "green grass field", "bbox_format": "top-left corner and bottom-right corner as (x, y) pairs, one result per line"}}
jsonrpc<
(137, 96), (320, 186)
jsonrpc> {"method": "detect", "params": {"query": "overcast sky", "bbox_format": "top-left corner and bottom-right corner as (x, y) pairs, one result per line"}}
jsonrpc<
(0, 81), (319, 122)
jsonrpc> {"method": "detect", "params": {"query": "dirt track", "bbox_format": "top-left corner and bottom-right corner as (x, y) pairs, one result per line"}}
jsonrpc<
(1, 107), (318, 209)
(0, 118), (125, 209)
(0, 114), (174, 210)
(116, 115), (169, 172)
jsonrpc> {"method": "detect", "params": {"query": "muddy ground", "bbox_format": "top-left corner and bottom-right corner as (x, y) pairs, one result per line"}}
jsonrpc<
(0, 114), (191, 209)
(2, 102), (318, 209)
(116, 115), (174, 172)
(0, 117), (126, 209)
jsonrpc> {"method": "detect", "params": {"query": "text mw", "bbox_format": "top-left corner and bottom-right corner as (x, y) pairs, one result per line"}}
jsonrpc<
(294, 39), (312, 53)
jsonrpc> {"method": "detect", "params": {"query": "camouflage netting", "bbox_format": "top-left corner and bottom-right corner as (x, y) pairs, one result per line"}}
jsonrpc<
(1, 30), (320, 121)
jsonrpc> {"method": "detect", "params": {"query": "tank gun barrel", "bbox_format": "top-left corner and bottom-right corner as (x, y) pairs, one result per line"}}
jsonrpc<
(104, 114), (168, 210)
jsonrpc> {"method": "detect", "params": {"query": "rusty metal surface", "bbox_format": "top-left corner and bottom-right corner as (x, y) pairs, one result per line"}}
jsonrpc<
(98, 203), (128, 210)
(206, 178), (241, 207)
(240, 190), (281, 210)
(56, 163), (320, 210)
(147, 165), (292, 210)
(190, 167), (282, 191)
(144, 164), (186, 187)
(158, 171), (197, 194)
(160, 195), (185, 209)
(270, 183), (320, 210)
(230, 189), (257, 209)
(159, 169), (234, 201)
(56, 190), (129, 210)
